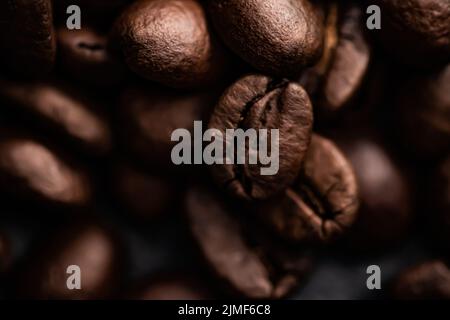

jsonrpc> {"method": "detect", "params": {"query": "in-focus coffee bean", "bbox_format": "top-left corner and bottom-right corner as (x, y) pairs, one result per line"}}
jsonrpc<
(258, 134), (359, 244)
(392, 260), (450, 299)
(0, 0), (56, 77)
(113, 0), (229, 88)
(208, 74), (313, 200)
(208, 0), (324, 77)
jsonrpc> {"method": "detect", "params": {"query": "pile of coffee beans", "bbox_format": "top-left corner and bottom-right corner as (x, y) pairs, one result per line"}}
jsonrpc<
(0, 0), (449, 300)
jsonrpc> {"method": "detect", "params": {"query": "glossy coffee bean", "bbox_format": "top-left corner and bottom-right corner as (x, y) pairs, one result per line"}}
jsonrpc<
(259, 134), (359, 244)
(396, 64), (450, 160)
(0, 78), (112, 155)
(375, 0), (450, 68)
(334, 132), (412, 249)
(0, 132), (92, 207)
(15, 221), (123, 299)
(112, 161), (175, 220)
(186, 186), (313, 299)
(118, 84), (215, 167)
(129, 274), (212, 300)
(57, 26), (125, 87)
(208, 0), (324, 77)
(208, 74), (313, 200)
(427, 155), (450, 248)
(392, 260), (450, 299)
(0, 0), (56, 77)
(208, 0), (323, 77)
(113, 0), (228, 88)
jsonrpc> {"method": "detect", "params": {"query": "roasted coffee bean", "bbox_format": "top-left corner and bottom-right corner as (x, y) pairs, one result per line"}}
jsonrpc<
(258, 134), (359, 244)
(186, 186), (313, 299)
(112, 161), (175, 220)
(208, 0), (324, 77)
(392, 260), (450, 299)
(396, 64), (450, 160)
(118, 84), (215, 167)
(113, 0), (229, 88)
(57, 26), (126, 87)
(334, 132), (413, 250)
(427, 155), (450, 248)
(0, 131), (92, 207)
(300, 3), (370, 113)
(0, 78), (112, 155)
(128, 274), (212, 300)
(375, 0), (450, 68)
(208, 74), (313, 200)
(15, 220), (123, 299)
(0, 0), (56, 77)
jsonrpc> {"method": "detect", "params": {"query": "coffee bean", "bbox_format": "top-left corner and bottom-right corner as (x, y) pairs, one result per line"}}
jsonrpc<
(258, 134), (359, 244)
(113, 0), (229, 88)
(185, 186), (313, 299)
(112, 161), (175, 220)
(0, 78), (112, 156)
(208, 74), (313, 200)
(396, 64), (450, 160)
(392, 260), (450, 299)
(208, 0), (324, 77)
(0, 0), (56, 77)
(57, 26), (126, 87)
(128, 274), (213, 300)
(15, 220), (123, 299)
(334, 132), (413, 250)
(0, 131), (92, 207)
(118, 84), (215, 168)
(375, 0), (450, 68)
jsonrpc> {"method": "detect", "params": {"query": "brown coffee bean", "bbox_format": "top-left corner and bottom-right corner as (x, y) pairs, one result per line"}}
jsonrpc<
(375, 0), (450, 68)
(0, 0), (56, 77)
(392, 260), (450, 299)
(0, 78), (112, 155)
(208, 74), (313, 200)
(208, 0), (324, 77)
(117, 84), (215, 167)
(259, 134), (359, 244)
(396, 64), (450, 160)
(0, 132), (92, 207)
(113, 0), (229, 88)
(15, 221), (123, 299)
(57, 26), (126, 87)
(185, 186), (313, 299)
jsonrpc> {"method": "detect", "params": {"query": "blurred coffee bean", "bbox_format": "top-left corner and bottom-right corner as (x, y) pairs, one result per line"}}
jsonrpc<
(112, 161), (175, 220)
(15, 220), (124, 299)
(427, 155), (450, 248)
(0, 0), (56, 77)
(208, 74), (313, 200)
(0, 78), (112, 156)
(57, 26), (126, 87)
(208, 0), (324, 77)
(392, 260), (450, 299)
(300, 3), (370, 113)
(259, 134), (359, 244)
(185, 186), (312, 299)
(375, 0), (450, 68)
(117, 84), (215, 168)
(334, 132), (412, 250)
(113, 0), (229, 88)
(396, 64), (450, 160)
(128, 274), (212, 300)
(0, 132), (92, 207)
